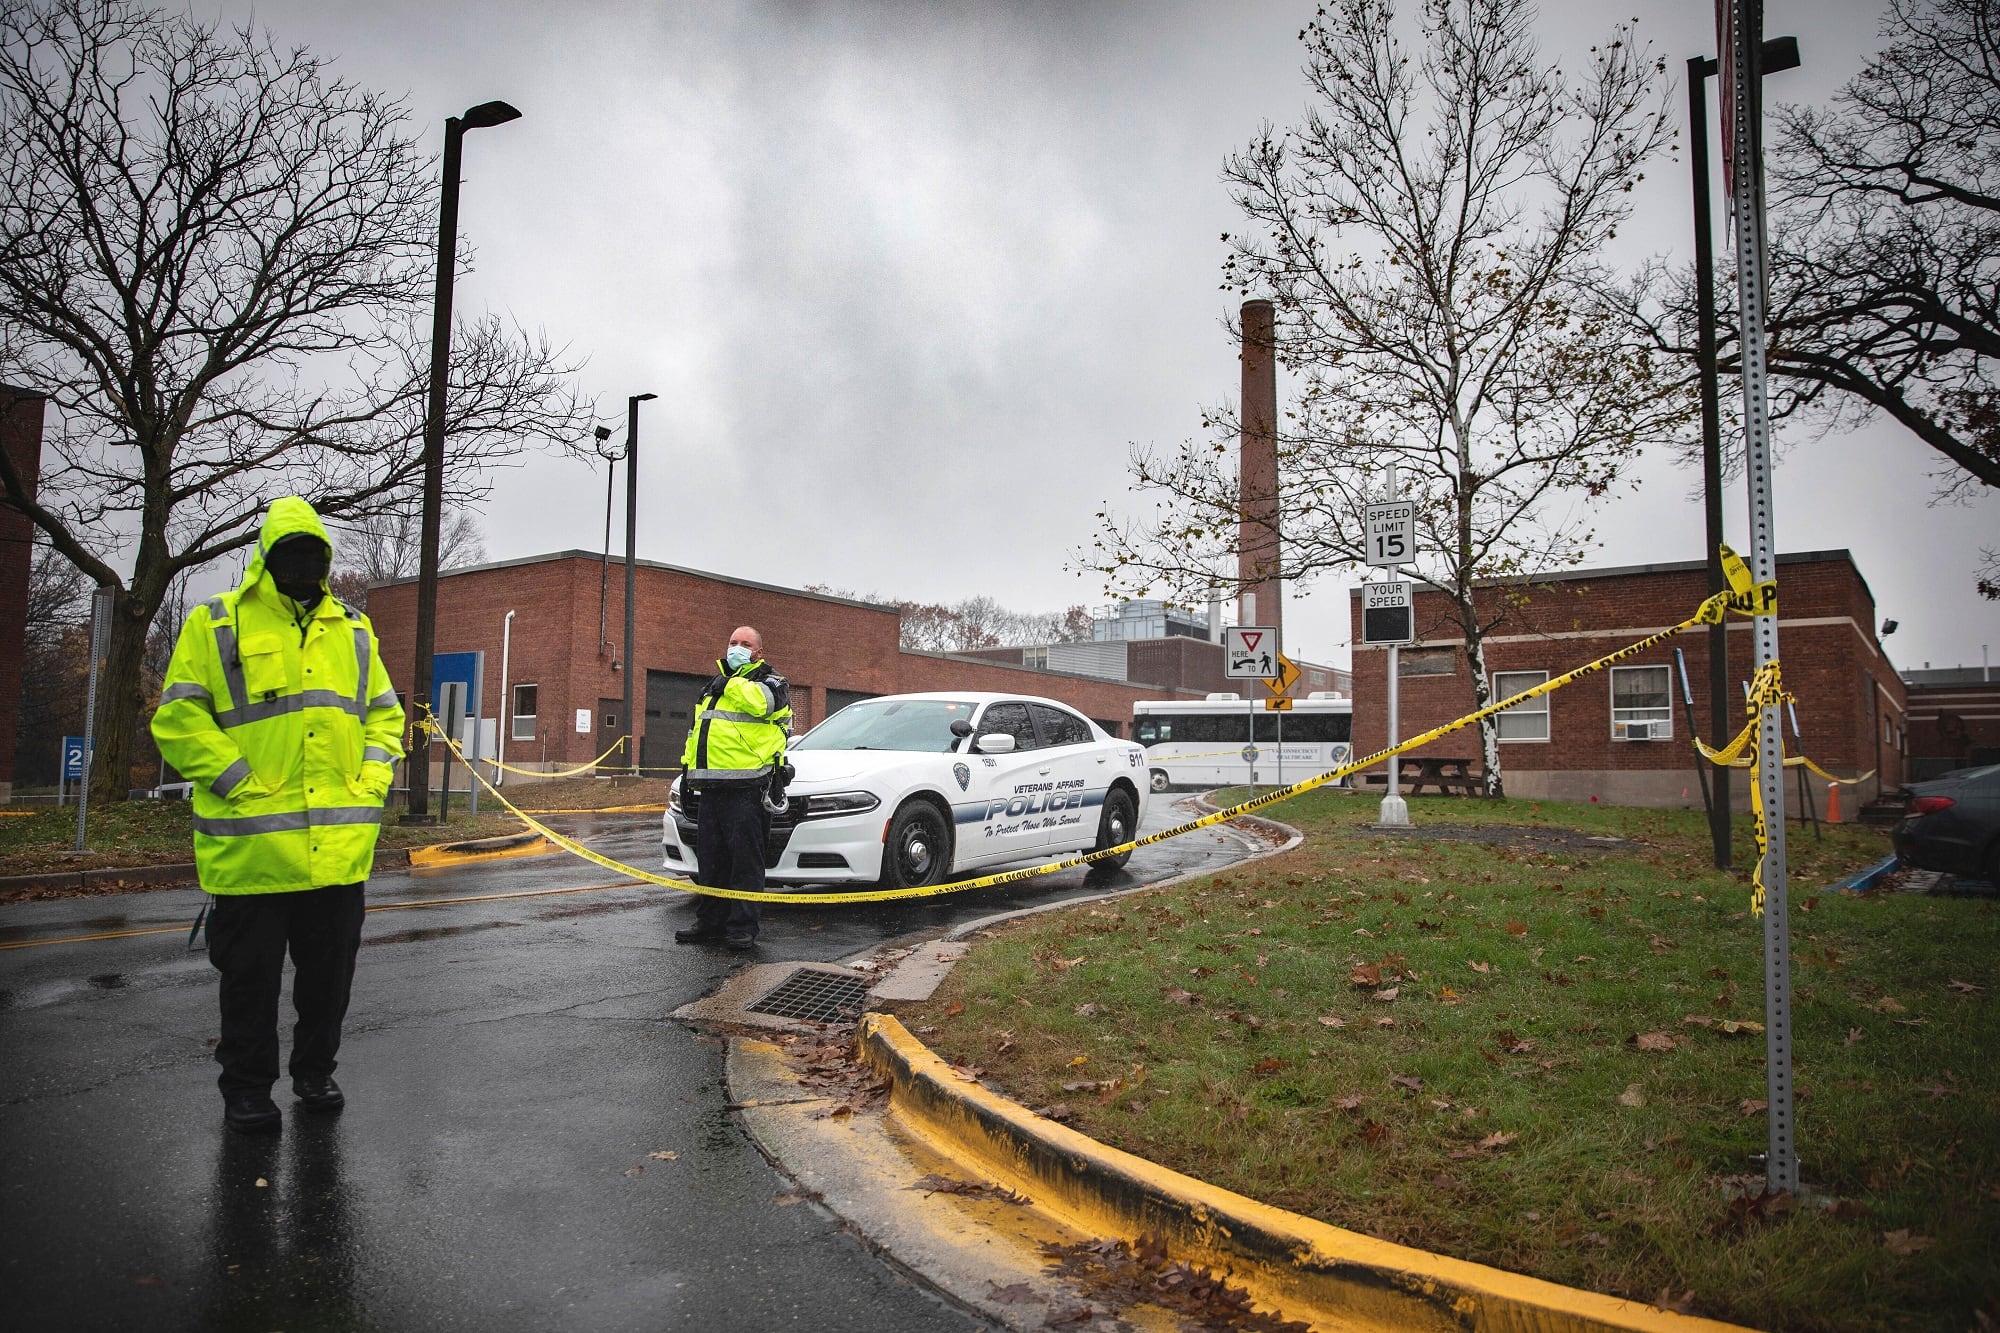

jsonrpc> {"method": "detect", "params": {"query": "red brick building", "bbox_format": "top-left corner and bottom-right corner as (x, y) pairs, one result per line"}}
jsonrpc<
(366, 552), (1208, 781)
(1904, 670), (2000, 780)
(1347, 551), (1906, 812)
(0, 385), (46, 802)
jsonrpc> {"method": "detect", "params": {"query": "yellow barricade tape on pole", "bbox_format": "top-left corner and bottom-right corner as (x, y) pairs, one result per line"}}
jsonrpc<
(422, 588), (1744, 907)
(411, 705), (629, 779)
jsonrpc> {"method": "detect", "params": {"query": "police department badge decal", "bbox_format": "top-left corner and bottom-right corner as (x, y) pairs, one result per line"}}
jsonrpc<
(952, 763), (971, 791)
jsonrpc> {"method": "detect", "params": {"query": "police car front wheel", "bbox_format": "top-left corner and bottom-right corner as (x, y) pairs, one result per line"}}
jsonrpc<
(879, 800), (952, 889)
(1091, 788), (1136, 870)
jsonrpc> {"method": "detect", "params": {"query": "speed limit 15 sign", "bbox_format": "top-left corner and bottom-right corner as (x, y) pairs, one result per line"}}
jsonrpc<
(1364, 500), (1414, 568)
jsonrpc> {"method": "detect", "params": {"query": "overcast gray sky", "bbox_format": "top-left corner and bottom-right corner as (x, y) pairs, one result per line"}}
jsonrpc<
(202, 0), (1997, 676)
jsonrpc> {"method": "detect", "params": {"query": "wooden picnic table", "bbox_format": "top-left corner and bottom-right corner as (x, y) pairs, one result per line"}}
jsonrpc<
(1362, 756), (1485, 796)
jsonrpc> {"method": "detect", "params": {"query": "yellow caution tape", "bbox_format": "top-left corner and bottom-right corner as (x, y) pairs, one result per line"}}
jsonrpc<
(1717, 543), (1778, 618)
(410, 706), (630, 779)
(427, 588), (1742, 907)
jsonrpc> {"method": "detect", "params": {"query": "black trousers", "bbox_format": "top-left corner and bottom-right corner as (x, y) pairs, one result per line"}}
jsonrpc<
(693, 783), (769, 937)
(205, 883), (365, 1094)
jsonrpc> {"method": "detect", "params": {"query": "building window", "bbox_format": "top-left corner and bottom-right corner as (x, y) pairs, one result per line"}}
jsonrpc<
(1492, 671), (1549, 741)
(511, 683), (538, 740)
(1610, 666), (1672, 741)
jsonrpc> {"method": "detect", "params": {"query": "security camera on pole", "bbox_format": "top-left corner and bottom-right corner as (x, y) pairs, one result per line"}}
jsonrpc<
(1363, 470), (1416, 826)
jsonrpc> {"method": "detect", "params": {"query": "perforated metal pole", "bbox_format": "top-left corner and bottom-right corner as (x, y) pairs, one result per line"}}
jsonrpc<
(73, 589), (112, 852)
(1378, 466), (1409, 826)
(1722, 0), (1797, 1194)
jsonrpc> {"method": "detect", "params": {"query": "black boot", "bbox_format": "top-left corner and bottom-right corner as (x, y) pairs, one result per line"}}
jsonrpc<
(292, 1074), (345, 1113)
(223, 1090), (282, 1134)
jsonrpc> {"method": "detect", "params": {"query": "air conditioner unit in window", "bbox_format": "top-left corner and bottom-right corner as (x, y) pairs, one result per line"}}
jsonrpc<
(1617, 720), (1669, 741)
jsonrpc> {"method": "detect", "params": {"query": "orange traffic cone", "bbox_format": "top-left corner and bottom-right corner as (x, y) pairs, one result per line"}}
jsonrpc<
(1825, 782), (1842, 824)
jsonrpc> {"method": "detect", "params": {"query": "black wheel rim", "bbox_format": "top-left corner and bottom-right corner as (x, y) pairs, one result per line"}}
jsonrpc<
(898, 818), (939, 882)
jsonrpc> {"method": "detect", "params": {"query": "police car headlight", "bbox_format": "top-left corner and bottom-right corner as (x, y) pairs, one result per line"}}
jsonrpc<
(667, 778), (683, 813)
(801, 790), (879, 820)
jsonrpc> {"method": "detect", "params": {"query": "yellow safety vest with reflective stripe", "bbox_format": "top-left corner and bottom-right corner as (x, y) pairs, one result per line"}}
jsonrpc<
(150, 497), (406, 895)
(680, 660), (790, 784)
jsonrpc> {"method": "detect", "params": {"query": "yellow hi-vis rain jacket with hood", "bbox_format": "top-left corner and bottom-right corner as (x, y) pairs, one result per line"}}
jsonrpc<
(680, 657), (791, 786)
(151, 497), (405, 894)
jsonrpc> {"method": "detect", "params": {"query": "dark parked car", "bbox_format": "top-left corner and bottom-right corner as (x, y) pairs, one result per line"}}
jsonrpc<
(1891, 763), (2000, 882)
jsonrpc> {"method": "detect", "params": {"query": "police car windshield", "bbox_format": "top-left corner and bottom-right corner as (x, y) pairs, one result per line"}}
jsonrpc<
(792, 698), (977, 753)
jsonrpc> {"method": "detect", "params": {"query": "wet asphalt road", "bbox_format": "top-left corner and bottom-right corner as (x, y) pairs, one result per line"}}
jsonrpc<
(0, 799), (1261, 1331)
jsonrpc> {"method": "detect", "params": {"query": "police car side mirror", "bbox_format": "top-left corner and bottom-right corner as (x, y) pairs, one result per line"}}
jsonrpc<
(975, 733), (1016, 755)
(950, 719), (974, 738)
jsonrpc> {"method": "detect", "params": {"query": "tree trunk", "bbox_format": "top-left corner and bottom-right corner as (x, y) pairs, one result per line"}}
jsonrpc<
(1462, 625), (1506, 799)
(87, 589), (155, 806)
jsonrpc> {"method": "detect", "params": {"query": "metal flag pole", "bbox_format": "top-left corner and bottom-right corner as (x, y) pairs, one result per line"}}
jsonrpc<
(1721, 0), (1797, 1194)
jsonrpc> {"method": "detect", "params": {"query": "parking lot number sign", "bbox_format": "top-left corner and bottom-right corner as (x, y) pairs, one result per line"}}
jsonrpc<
(62, 735), (87, 780)
(1364, 500), (1415, 568)
(1224, 626), (1278, 679)
(1361, 580), (1415, 645)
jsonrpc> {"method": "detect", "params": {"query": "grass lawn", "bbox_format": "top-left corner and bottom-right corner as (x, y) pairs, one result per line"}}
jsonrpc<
(0, 773), (669, 881)
(897, 791), (1997, 1332)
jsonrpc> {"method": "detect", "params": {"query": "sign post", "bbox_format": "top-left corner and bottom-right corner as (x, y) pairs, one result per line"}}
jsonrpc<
(1364, 478), (1412, 826)
(1226, 627), (1278, 795)
(1720, 0), (1797, 1196)
(1261, 652), (1300, 788)
(72, 589), (113, 852)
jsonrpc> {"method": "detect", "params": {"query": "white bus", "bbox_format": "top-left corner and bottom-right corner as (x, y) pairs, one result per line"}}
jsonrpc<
(1132, 694), (1354, 794)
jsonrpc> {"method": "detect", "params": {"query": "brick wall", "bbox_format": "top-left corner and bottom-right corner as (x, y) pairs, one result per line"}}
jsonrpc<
(0, 387), (45, 800)
(1347, 552), (1906, 811)
(367, 553), (1207, 772)
(1906, 681), (2000, 776)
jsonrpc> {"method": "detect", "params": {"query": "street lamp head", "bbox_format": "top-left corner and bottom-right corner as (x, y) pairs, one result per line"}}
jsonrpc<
(460, 100), (522, 129)
(632, 392), (658, 404)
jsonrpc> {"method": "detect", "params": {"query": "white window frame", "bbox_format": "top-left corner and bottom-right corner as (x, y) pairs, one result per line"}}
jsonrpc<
(1609, 665), (1673, 741)
(1491, 670), (1550, 742)
(511, 683), (538, 741)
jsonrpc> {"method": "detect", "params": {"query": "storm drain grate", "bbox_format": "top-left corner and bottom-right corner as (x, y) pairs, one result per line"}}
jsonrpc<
(745, 968), (872, 1023)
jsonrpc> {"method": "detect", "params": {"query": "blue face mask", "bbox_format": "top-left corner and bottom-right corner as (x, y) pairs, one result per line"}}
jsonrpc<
(725, 645), (753, 670)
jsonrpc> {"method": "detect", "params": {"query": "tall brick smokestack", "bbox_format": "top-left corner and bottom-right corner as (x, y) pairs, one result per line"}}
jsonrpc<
(1238, 298), (1281, 646)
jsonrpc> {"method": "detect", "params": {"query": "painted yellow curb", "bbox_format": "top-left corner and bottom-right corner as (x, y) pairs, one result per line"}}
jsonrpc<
(858, 1013), (1755, 1333)
(406, 833), (554, 868)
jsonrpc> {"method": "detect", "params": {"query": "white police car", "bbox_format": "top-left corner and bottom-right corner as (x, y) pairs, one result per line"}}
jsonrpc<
(663, 692), (1150, 889)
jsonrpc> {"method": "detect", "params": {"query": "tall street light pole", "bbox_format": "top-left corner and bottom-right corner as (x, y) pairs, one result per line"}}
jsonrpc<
(1688, 37), (1797, 869)
(623, 392), (656, 776)
(404, 99), (521, 825)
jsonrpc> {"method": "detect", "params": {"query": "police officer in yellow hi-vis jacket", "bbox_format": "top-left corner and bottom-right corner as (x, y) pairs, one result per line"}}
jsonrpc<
(152, 496), (405, 1134)
(675, 625), (791, 950)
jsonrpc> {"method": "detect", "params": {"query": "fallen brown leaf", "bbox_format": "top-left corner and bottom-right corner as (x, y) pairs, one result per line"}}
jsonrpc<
(1882, 1229), (1934, 1256)
(1846, 1027), (1864, 1045)
(1618, 1083), (1647, 1108)
(1468, 960), (1491, 973)
(1948, 979), (1984, 994)
(1372, 987), (1401, 1003)
(1505, 920), (1528, 936)
(1740, 1099), (1768, 1116)
(647, 1150), (679, 1161)
(1629, 1031), (1679, 1052)
(1334, 1093), (1365, 1112)
(1316, 1014), (1347, 1028)
(1161, 986), (1200, 1005)
(944, 1000), (966, 1017)
(1390, 1074), (1423, 1091)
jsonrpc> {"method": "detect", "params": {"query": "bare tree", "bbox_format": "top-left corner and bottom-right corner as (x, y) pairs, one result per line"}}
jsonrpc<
(329, 505), (486, 609)
(803, 585), (1090, 652)
(1768, 0), (1999, 596)
(1085, 0), (1687, 794)
(0, 0), (594, 801)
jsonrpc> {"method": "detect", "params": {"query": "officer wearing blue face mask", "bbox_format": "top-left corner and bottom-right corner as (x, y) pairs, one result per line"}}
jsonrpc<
(675, 626), (791, 949)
